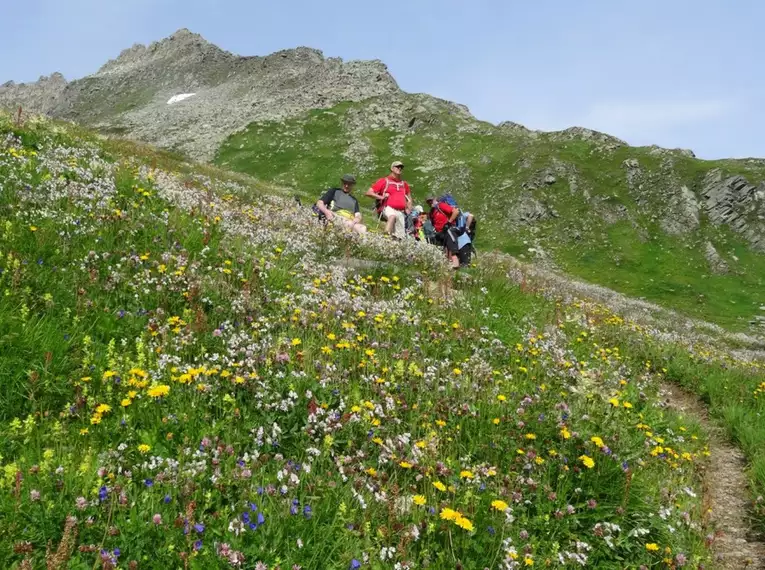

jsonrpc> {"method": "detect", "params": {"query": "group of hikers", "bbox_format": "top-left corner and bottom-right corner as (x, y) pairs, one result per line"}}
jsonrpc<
(312, 160), (476, 269)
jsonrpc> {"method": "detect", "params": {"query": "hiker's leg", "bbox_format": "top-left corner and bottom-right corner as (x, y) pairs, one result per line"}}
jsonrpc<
(383, 207), (396, 235)
(392, 211), (405, 239)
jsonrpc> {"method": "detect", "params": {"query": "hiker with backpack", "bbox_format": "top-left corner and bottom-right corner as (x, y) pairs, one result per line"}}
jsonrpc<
(365, 160), (412, 239)
(426, 195), (463, 269)
(313, 174), (367, 234)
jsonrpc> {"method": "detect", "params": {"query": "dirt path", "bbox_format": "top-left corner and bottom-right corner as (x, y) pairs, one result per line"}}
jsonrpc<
(661, 383), (765, 569)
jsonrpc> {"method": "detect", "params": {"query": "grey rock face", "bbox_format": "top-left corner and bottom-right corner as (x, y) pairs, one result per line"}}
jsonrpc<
(701, 169), (765, 250)
(704, 241), (729, 274)
(511, 194), (557, 223)
(0, 28), (399, 161)
(0, 72), (68, 115)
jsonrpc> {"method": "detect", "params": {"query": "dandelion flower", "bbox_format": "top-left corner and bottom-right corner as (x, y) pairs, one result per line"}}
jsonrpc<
(291, 338), (301, 346)
(399, 461), (413, 469)
(95, 404), (112, 414)
(491, 500), (509, 511)
(433, 481), (447, 492)
(454, 515), (474, 532)
(646, 543), (660, 552)
(413, 495), (426, 506)
(459, 470), (474, 479)
(579, 455), (595, 469)
(440, 508), (460, 521)
(147, 384), (170, 398)
(590, 436), (604, 448)
(138, 444), (151, 454)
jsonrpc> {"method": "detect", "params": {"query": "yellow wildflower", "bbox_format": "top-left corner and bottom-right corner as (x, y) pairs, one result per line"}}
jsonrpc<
(147, 384), (170, 398)
(455, 515), (474, 532)
(491, 499), (509, 511)
(439, 508), (460, 521)
(433, 481), (447, 492)
(413, 495), (426, 506)
(137, 444), (151, 454)
(579, 455), (595, 469)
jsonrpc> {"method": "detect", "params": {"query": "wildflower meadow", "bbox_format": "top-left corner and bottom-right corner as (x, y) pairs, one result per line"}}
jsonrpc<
(0, 112), (763, 569)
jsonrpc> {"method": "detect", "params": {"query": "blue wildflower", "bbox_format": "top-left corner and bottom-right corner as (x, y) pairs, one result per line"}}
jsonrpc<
(350, 559), (361, 570)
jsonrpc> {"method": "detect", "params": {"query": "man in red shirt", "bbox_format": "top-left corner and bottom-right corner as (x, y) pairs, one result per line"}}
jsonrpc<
(426, 196), (461, 269)
(365, 160), (412, 239)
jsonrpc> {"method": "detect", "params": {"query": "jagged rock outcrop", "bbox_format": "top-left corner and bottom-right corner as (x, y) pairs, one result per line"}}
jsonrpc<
(549, 126), (627, 148)
(701, 169), (765, 251)
(0, 73), (67, 115)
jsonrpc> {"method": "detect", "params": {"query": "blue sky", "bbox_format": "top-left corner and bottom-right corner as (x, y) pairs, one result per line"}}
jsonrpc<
(2, 0), (762, 159)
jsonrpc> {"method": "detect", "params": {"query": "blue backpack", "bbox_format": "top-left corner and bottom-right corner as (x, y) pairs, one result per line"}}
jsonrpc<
(437, 194), (467, 230)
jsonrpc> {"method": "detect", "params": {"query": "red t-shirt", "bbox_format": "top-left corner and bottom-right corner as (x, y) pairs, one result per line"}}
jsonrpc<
(429, 202), (454, 232)
(371, 176), (410, 211)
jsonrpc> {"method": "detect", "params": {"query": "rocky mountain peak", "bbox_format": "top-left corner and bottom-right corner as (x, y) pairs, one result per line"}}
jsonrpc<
(96, 28), (231, 76)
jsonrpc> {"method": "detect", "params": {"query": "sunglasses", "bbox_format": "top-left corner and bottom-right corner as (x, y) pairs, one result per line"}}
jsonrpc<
(394, 165), (404, 169)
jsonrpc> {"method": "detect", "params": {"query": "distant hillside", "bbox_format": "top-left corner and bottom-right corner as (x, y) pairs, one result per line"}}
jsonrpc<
(214, 94), (765, 330)
(2, 29), (765, 330)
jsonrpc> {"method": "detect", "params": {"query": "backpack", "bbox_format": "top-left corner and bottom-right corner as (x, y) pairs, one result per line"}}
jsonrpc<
(436, 194), (469, 230)
(437, 193), (459, 207)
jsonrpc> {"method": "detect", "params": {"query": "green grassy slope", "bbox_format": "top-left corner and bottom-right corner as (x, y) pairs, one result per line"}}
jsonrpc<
(6, 112), (765, 568)
(215, 97), (765, 331)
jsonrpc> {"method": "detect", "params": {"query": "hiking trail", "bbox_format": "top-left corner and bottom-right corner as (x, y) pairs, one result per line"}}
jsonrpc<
(661, 383), (765, 569)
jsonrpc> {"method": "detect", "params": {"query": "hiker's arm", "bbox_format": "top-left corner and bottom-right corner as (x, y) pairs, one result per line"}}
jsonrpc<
(365, 187), (389, 200)
(448, 208), (460, 223)
(366, 179), (389, 200)
(315, 199), (334, 219)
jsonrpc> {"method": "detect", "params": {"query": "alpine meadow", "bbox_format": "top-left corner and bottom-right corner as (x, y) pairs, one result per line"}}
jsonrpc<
(1, 27), (765, 570)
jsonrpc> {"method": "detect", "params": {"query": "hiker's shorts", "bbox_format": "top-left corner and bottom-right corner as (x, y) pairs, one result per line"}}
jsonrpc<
(383, 206), (406, 239)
